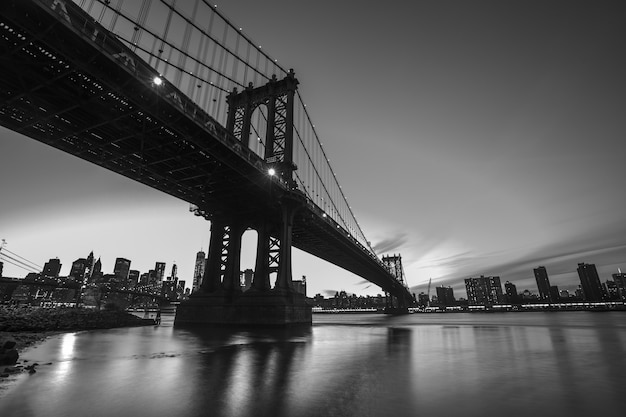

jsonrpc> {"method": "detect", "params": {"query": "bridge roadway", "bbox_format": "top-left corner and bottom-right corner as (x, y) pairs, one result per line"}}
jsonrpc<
(0, 0), (412, 304)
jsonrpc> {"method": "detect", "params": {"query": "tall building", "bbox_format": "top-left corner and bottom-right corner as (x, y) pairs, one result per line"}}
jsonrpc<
(533, 266), (553, 302)
(612, 269), (626, 299)
(465, 275), (504, 306)
(42, 258), (62, 278)
(155, 262), (166, 281)
(113, 258), (131, 281)
(577, 263), (605, 302)
(69, 258), (88, 282)
(436, 286), (456, 307)
(192, 250), (206, 293)
(128, 270), (140, 287)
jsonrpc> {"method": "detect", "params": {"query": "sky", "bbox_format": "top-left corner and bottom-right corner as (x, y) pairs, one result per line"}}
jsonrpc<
(1, 0), (625, 299)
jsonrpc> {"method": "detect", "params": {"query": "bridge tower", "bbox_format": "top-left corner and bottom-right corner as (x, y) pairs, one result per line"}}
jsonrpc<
(382, 254), (413, 312)
(175, 71), (311, 326)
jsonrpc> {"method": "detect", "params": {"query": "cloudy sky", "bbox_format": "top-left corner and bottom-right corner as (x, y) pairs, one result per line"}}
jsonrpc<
(1, 0), (625, 298)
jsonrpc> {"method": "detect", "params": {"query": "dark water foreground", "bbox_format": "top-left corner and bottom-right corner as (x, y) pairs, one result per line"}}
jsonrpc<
(1, 312), (625, 417)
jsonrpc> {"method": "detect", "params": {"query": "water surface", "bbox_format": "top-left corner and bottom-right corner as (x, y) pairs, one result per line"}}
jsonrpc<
(1, 311), (625, 416)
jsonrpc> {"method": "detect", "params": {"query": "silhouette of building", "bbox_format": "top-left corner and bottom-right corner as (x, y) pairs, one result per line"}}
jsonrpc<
(612, 269), (626, 299)
(69, 258), (88, 282)
(242, 268), (253, 291)
(293, 275), (306, 296)
(128, 270), (140, 287)
(504, 281), (520, 304)
(436, 286), (456, 307)
(42, 258), (62, 279)
(192, 250), (206, 293)
(577, 263), (605, 302)
(89, 258), (102, 283)
(417, 292), (430, 307)
(533, 266), (553, 302)
(465, 275), (504, 306)
(113, 258), (131, 281)
(155, 262), (166, 281)
(549, 285), (560, 303)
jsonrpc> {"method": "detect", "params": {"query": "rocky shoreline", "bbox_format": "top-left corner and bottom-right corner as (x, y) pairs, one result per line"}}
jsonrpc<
(0, 306), (154, 379)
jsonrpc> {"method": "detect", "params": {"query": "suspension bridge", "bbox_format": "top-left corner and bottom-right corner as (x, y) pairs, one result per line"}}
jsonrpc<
(0, 0), (414, 324)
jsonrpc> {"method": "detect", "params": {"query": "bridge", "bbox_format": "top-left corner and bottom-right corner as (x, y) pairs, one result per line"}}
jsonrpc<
(0, 0), (414, 324)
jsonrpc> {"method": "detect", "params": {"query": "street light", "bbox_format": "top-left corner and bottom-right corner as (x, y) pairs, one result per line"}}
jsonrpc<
(153, 76), (163, 86)
(268, 168), (276, 176)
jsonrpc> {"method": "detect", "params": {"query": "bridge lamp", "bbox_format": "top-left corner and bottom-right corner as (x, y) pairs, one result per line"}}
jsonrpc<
(268, 168), (276, 176)
(153, 76), (163, 86)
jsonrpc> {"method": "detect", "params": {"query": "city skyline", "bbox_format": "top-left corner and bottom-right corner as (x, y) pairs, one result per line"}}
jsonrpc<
(1, 0), (625, 298)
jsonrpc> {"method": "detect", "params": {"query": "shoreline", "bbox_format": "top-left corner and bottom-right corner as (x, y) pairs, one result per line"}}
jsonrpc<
(1, 306), (156, 384)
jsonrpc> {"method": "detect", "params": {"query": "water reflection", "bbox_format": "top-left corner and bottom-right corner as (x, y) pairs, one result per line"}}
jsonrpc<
(1, 313), (625, 417)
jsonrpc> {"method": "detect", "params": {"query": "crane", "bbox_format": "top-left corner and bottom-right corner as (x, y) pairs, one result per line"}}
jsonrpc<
(427, 277), (432, 307)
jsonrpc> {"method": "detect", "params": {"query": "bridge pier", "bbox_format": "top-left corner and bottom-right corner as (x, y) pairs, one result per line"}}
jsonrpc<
(175, 199), (311, 327)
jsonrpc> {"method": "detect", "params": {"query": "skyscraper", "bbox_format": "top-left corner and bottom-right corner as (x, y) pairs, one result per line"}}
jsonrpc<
(113, 258), (131, 281)
(192, 250), (206, 293)
(465, 275), (504, 306)
(42, 258), (62, 278)
(69, 258), (88, 282)
(155, 262), (166, 282)
(436, 286), (456, 307)
(577, 263), (605, 302)
(533, 266), (552, 302)
(128, 270), (140, 287)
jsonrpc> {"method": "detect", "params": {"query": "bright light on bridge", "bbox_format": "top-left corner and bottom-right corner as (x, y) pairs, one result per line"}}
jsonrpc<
(268, 168), (276, 176)
(153, 76), (163, 86)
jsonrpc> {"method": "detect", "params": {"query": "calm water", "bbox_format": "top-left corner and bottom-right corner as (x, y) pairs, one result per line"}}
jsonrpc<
(1, 311), (626, 417)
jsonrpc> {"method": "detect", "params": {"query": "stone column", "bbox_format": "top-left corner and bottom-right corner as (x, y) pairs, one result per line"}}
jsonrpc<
(200, 220), (225, 293)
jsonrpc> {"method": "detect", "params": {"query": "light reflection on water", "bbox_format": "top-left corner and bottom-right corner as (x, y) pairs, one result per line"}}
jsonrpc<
(1, 312), (625, 417)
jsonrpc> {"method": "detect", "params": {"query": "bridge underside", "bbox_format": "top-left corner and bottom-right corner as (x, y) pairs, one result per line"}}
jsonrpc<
(0, 1), (413, 312)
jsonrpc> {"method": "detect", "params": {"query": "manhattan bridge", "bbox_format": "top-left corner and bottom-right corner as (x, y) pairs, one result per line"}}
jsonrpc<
(0, 0), (414, 320)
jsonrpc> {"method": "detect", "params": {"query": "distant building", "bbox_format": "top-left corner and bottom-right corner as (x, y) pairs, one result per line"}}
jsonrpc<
(436, 286), (456, 307)
(577, 263), (605, 302)
(113, 258), (131, 282)
(293, 275), (307, 296)
(465, 275), (504, 306)
(504, 281), (520, 304)
(42, 258), (62, 279)
(128, 270), (140, 287)
(533, 266), (553, 302)
(549, 285), (560, 303)
(612, 270), (626, 299)
(417, 292), (430, 307)
(69, 258), (88, 282)
(192, 250), (206, 293)
(90, 258), (102, 283)
(155, 262), (166, 282)
(242, 268), (253, 291)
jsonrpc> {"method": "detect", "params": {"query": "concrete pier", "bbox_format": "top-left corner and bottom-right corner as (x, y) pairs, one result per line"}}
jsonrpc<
(174, 289), (312, 326)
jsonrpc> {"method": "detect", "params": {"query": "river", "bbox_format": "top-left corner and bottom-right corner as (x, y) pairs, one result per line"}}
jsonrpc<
(1, 311), (625, 416)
